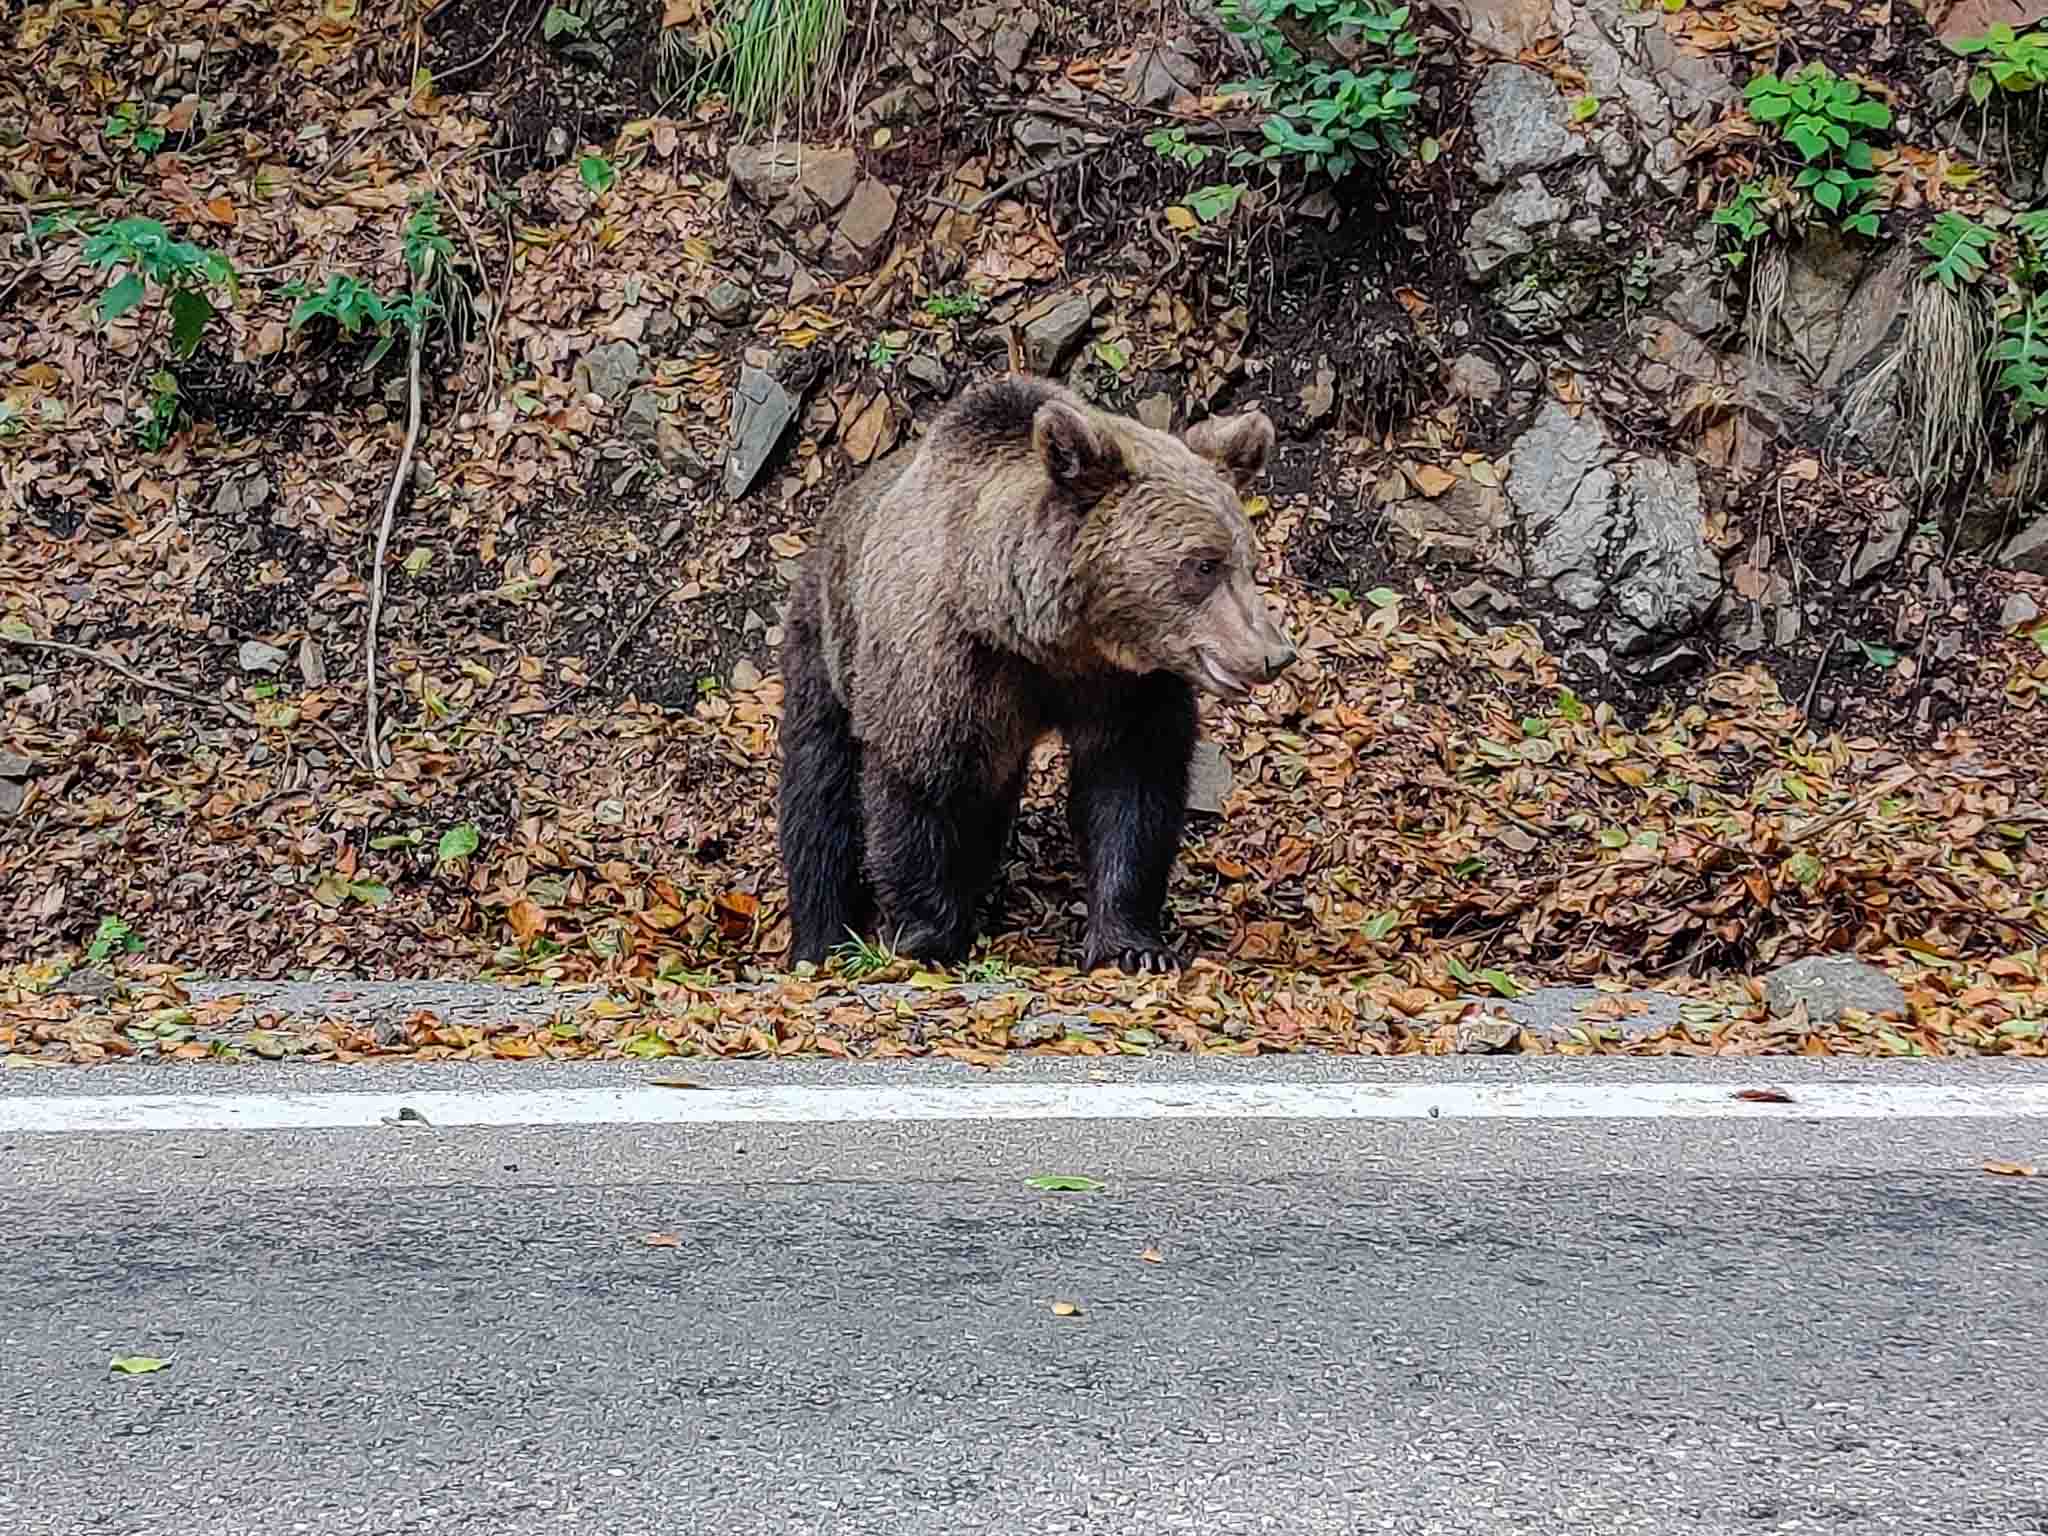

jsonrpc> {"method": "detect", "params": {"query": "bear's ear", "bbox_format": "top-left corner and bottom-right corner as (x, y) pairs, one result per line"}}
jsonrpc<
(1032, 399), (1121, 499)
(1185, 409), (1275, 492)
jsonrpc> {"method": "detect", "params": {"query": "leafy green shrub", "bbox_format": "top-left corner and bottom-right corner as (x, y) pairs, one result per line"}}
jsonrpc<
(65, 216), (239, 358)
(277, 273), (438, 369)
(102, 102), (164, 155)
(1218, 0), (1422, 182)
(1951, 22), (2048, 105)
(1740, 61), (1889, 236)
(1922, 211), (1997, 291)
(1710, 180), (1770, 266)
(1992, 288), (2048, 428)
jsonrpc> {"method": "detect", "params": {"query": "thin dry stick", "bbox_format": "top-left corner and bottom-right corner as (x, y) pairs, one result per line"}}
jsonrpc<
(2, 635), (260, 724)
(1800, 627), (1843, 723)
(363, 328), (427, 772)
(925, 148), (1096, 214)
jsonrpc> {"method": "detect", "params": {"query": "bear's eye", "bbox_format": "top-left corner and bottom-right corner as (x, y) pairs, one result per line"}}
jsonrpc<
(1194, 557), (1220, 579)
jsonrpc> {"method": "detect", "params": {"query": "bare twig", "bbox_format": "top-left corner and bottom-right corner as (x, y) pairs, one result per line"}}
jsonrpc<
(552, 585), (674, 707)
(1800, 627), (1842, 723)
(1, 635), (260, 724)
(925, 149), (1096, 214)
(364, 328), (427, 773)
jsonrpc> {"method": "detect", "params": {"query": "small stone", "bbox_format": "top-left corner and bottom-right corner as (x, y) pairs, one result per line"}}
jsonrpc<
(238, 640), (289, 674)
(0, 752), (32, 779)
(298, 635), (327, 689)
(827, 179), (899, 273)
(211, 472), (272, 520)
(724, 365), (801, 499)
(1186, 739), (1232, 816)
(990, 13), (1039, 74)
(903, 353), (950, 396)
(2001, 592), (2041, 630)
(731, 659), (764, 690)
(1762, 954), (1907, 1025)
(704, 280), (752, 323)
(1448, 353), (1505, 405)
(1136, 393), (1174, 432)
(2000, 517), (2048, 575)
(1469, 64), (1579, 185)
(1024, 294), (1095, 373)
(1455, 1012), (1521, 1054)
(576, 340), (642, 402)
(0, 778), (23, 816)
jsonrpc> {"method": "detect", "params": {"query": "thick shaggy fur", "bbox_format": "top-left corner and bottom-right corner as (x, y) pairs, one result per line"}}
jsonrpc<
(777, 375), (1293, 974)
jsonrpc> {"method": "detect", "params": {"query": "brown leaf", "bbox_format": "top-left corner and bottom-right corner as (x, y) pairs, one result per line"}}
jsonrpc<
(1050, 1300), (1083, 1317)
(1732, 1087), (1794, 1103)
(1409, 463), (1457, 498)
(712, 890), (759, 941)
(1138, 1247), (1164, 1264)
(507, 898), (547, 943)
(842, 392), (897, 465)
(1983, 1161), (2038, 1177)
(643, 1232), (682, 1246)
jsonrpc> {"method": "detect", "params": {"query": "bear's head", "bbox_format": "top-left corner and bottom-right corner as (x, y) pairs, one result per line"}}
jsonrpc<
(1033, 398), (1296, 700)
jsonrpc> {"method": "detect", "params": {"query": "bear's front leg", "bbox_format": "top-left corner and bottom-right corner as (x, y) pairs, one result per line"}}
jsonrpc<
(863, 763), (1010, 967)
(1066, 672), (1199, 974)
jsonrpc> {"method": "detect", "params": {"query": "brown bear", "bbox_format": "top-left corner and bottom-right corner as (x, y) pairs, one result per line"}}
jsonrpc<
(776, 373), (1295, 974)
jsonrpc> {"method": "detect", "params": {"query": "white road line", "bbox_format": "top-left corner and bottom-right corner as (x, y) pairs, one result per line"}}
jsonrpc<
(2, 1080), (2048, 1135)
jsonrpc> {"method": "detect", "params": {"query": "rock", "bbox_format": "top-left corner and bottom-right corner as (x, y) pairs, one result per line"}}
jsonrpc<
(1136, 393), (1174, 431)
(1608, 457), (1720, 655)
(238, 640), (289, 674)
(1187, 738), (1232, 816)
(1456, 0), (1558, 54)
(1455, 1011), (1522, 1054)
(576, 340), (641, 402)
(1762, 954), (1906, 1025)
(827, 178), (899, 273)
(1930, 0), (2033, 45)
(1448, 579), (1521, 623)
(1388, 480), (1510, 566)
(853, 82), (938, 133)
(2001, 592), (2041, 630)
(0, 751), (31, 779)
(211, 472), (272, 521)
(297, 635), (327, 689)
(1507, 401), (1720, 651)
(704, 279), (752, 323)
(1469, 65), (1580, 185)
(727, 142), (858, 213)
(731, 658), (764, 690)
(1663, 269), (1730, 337)
(2002, 517), (2048, 575)
(0, 778), (23, 817)
(1447, 352), (1505, 404)
(1023, 294), (1094, 373)
(723, 366), (800, 499)
(989, 12), (1039, 74)
(902, 353), (951, 397)
(1844, 497), (1910, 587)
(1463, 173), (1570, 280)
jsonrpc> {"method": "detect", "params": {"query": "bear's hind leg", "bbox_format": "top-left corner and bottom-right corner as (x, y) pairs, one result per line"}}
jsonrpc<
(864, 765), (1013, 967)
(1065, 673), (1198, 974)
(777, 603), (872, 967)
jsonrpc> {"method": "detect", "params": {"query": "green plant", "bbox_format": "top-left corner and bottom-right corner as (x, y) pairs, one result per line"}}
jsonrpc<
(85, 915), (144, 965)
(78, 216), (239, 358)
(102, 102), (164, 155)
(1951, 22), (2048, 105)
(718, 0), (850, 132)
(278, 271), (438, 369)
(542, 2), (587, 40)
(865, 335), (899, 369)
(1145, 126), (1216, 170)
(1742, 61), (1889, 237)
(1184, 182), (1248, 223)
(922, 289), (984, 320)
(1992, 285), (2048, 428)
(135, 370), (181, 451)
(1218, 0), (1422, 182)
(578, 153), (616, 195)
(829, 932), (896, 978)
(1922, 211), (1998, 291)
(1710, 179), (1771, 266)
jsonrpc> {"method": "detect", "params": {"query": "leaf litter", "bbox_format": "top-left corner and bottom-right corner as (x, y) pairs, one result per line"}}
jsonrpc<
(4, 0), (2048, 1071)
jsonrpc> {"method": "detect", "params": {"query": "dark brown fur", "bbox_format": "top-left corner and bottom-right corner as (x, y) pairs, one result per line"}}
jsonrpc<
(777, 375), (1293, 973)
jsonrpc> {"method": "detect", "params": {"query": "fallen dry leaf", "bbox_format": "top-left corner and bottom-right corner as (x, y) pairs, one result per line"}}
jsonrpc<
(1982, 1162), (2038, 1178)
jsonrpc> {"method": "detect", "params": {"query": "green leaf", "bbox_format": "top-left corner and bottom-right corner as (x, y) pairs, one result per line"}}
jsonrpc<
(1858, 640), (1898, 668)
(1476, 967), (1523, 999)
(1570, 94), (1599, 121)
(1969, 71), (1994, 105)
(1361, 909), (1401, 940)
(1362, 586), (1399, 608)
(1446, 954), (1475, 984)
(1026, 1175), (1105, 1192)
(579, 154), (616, 195)
(98, 272), (147, 325)
(110, 1355), (169, 1375)
(347, 880), (392, 907)
(1786, 851), (1824, 888)
(168, 289), (213, 359)
(1599, 827), (1629, 849)
(1811, 177), (1843, 212)
(437, 823), (481, 861)
(1750, 95), (1793, 122)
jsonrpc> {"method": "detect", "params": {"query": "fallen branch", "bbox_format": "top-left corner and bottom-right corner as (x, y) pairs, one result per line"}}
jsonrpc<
(364, 324), (426, 773)
(1799, 627), (1843, 722)
(1, 635), (260, 725)
(926, 148), (1096, 215)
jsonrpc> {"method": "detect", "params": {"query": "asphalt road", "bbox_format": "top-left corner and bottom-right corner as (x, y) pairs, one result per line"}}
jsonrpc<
(2, 1056), (2045, 1536)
